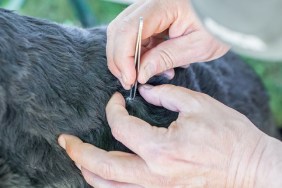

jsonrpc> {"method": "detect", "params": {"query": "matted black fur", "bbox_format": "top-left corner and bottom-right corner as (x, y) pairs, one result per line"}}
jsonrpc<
(0, 9), (276, 187)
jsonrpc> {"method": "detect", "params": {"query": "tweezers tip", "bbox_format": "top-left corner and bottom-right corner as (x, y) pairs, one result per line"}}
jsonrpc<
(126, 96), (135, 102)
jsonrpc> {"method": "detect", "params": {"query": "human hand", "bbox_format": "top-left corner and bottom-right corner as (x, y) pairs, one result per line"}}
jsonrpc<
(107, 0), (230, 89)
(58, 85), (282, 188)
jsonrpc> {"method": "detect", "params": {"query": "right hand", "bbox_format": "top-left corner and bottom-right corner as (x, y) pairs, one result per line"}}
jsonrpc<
(107, 0), (230, 89)
(59, 84), (282, 187)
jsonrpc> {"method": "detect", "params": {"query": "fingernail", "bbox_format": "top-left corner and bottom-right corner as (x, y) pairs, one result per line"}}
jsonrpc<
(58, 135), (66, 150)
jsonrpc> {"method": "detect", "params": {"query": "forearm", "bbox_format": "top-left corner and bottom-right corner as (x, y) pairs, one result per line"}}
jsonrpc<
(225, 127), (282, 188)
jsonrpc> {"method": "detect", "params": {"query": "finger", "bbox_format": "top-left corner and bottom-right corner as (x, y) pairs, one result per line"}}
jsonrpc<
(81, 168), (144, 188)
(106, 26), (133, 90)
(58, 134), (152, 185)
(106, 60), (130, 89)
(138, 29), (230, 83)
(107, 1), (147, 89)
(106, 93), (167, 156)
(138, 33), (205, 83)
(109, 1), (178, 87)
(138, 84), (203, 113)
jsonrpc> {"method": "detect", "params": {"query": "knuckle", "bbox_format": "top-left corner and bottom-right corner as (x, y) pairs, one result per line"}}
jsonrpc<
(111, 126), (123, 140)
(158, 49), (175, 72)
(148, 175), (175, 188)
(189, 92), (210, 110)
(117, 17), (134, 34)
(149, 144), (176, 165)
(106, 22), (114, 38)
(157, 84), (176, 94)
(200, 37), (219, 61)
(98, 161), (115, 180)
(188, 97), (202, 110)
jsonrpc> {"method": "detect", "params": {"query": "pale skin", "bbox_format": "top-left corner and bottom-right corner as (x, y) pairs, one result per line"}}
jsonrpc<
(106, 0), (230, 89)
(59, 85), (282, 187)
(58, 0), (282, 187)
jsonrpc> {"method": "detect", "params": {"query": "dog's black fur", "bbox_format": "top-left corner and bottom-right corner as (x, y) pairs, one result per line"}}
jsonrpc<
(0, 9), (277, 188)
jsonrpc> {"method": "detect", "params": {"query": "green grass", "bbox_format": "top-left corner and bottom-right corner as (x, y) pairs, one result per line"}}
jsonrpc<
(244, 58), (282, 127)
(4, 0), (127, 26)
(86, 0), (127, 25)
(19, 0), (80, 25)
(1, 0), (281, 127)
(0, 0), (10, 6)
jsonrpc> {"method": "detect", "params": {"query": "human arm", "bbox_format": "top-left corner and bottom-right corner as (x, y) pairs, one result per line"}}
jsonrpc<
(107, 0), (230, 89)
(58, 85), (282, 187)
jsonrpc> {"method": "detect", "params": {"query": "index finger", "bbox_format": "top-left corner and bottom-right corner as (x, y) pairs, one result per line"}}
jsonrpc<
(59, 134), (151, 186)
(106, 92), (168, 158)
(107, 0), (177, 87)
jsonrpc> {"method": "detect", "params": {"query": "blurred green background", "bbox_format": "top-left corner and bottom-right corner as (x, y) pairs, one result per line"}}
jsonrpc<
(0, 0), (281, 127)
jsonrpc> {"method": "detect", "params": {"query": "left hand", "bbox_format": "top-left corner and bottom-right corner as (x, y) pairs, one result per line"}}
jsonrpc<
(106, 0), (230, 89)
(58, 85), (274, 188)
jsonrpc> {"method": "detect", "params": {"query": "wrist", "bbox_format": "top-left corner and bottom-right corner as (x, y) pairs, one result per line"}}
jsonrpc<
(225, 121), (281, 188)
(255, 136), (282, 188)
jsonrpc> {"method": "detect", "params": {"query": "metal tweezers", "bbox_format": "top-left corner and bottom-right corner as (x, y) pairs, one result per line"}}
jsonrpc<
(129, 17), (143, 100)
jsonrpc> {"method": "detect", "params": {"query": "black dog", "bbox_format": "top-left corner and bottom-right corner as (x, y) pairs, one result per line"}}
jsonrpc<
(0, 9), (277, 188)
